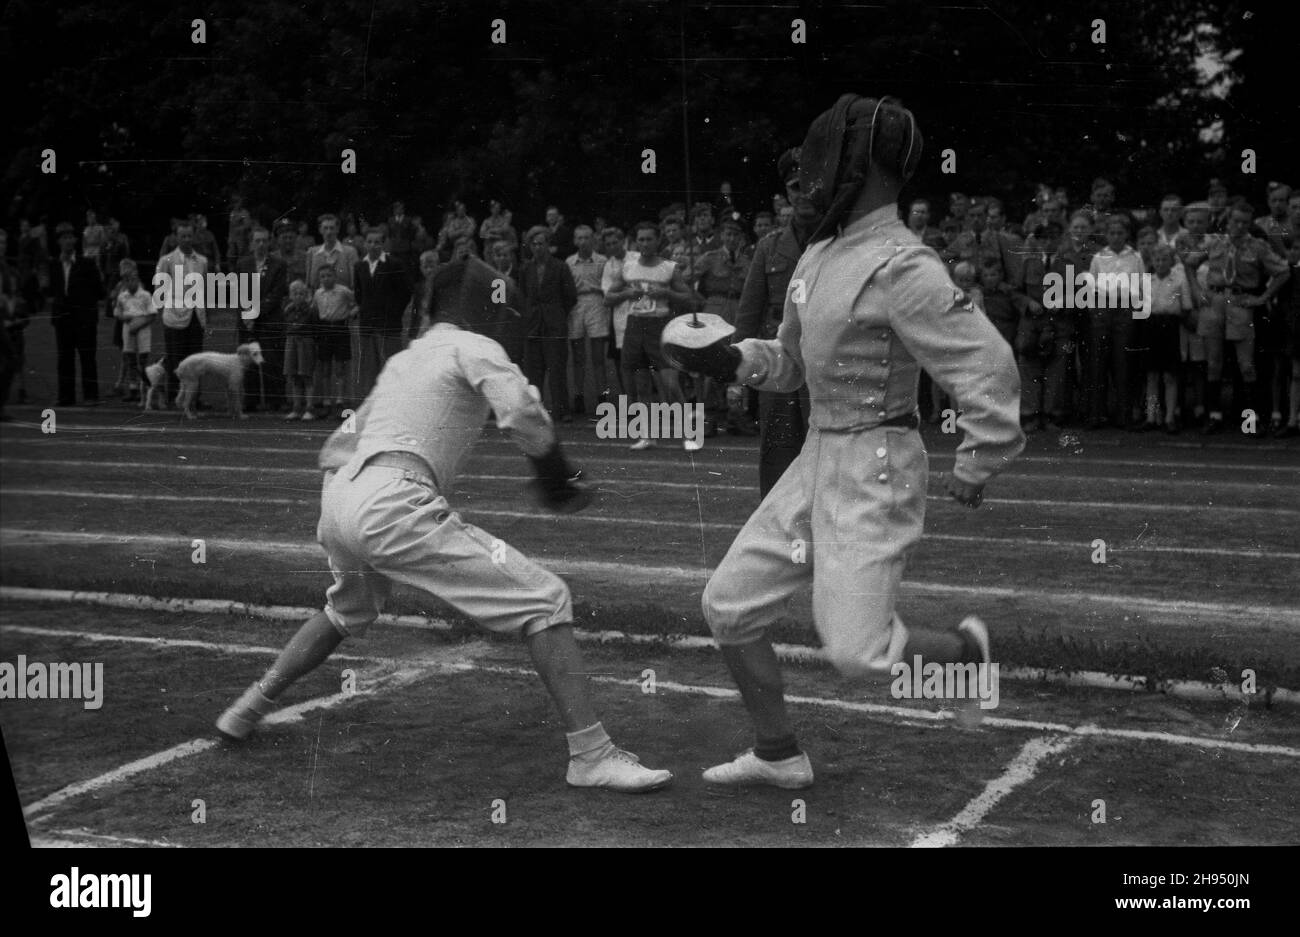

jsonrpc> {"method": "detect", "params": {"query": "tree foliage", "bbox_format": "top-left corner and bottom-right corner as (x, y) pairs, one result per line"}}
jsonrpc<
(2, 0), (1293, 246)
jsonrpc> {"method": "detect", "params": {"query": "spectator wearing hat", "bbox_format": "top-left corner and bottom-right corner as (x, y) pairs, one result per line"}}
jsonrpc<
(696, 216), (756, 435)
(661, 216), (696, 286)
(1207, 202), (1289, 435)
(521, 226), (578, 421)
(735, 148), (815, 492)
(1256, 183), (1293, 254)
(690, 202), (720, 256)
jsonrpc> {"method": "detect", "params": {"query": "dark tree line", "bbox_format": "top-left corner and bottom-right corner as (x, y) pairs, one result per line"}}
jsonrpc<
(2, 0), (1294, 249)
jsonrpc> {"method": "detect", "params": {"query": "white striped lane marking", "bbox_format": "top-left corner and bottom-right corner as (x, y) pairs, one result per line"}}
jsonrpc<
(909, 734), (1082, 847)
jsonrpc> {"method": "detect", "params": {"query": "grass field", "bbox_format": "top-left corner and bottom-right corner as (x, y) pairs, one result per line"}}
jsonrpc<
(1, 397), (1298, 847)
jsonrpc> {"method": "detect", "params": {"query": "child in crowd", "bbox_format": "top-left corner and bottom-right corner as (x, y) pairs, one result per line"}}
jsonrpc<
(283, 279), (319, 420)
(978, 259), (1039, 349)
(112, 259), (157, 403)
(313, 265), (357, 419)
(1144, 244), (1194, 432)
(1136, 226), (1158, 270)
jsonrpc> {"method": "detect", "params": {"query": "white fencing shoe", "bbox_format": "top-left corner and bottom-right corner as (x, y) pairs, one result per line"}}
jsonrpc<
(702, 749), (814, 789)
(567, 747), (673, 793)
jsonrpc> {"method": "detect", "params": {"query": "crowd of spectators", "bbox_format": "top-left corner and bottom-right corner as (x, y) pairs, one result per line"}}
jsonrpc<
(1, 176), (1296, 440)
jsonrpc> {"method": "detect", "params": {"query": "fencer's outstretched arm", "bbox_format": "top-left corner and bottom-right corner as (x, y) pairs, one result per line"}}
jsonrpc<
(732, 293), (806, 393)
(463, 335), (590, 512)
(462, 336), (556, 458)
(888, 251), (1025, 487)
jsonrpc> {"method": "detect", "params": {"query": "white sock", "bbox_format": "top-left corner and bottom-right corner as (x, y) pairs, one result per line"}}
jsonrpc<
(567, 722), (614, 760)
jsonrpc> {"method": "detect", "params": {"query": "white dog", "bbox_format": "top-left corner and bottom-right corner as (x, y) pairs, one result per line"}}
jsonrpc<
(142, 361), (169, 411)
(174, 342), (265, 420)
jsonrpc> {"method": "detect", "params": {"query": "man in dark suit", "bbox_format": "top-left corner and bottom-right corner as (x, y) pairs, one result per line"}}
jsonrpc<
(353, 227), (412, 397)
(521, 226), (578, 421)
(385, 201), (418, 271)
(544, 206), (575, 260)
(48, 222), (104, 406)
(235, 226), (289, 411)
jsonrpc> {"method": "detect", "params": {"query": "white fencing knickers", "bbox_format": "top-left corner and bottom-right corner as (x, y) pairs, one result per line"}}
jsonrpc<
(702, 423), (923, 676)
(317, 463), (573, 638)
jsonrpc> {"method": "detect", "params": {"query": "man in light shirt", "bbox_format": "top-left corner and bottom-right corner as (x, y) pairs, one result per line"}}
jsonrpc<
(217, 257), (672, 793)
(1086, 215), (1147, 430)
(158, 222), (209, 406)
(565, 225), (611, 417)
(1155, 195), (1188, 249)
(605, 222), (694, 449)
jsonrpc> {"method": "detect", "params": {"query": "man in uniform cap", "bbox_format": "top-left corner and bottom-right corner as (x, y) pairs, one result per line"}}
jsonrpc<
(665, 95), (1024, 788)
(695, 215), (755, 434)
(734, 147), (816, 494)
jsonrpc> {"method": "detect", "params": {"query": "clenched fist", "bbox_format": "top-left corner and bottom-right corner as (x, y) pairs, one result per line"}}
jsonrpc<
(944, 474), (985, 508)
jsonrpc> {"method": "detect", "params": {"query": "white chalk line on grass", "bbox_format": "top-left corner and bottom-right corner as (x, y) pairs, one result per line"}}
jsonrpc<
(9, 439), (1290, 491)
(3, 485), (1295, 560)
(0, 623), (465, 670)
(6, 588), (1296, 707)
(10, 621), (1300, 758)
(909, 734), (1083, 847)
(20, 663), (441, 823)
(7, 587), (1300, 727)
(30, 829), (183, 849)
(6, 420), (1290, 464)
(4, 531), (1297, 629)
(4, 457), (1296, 516)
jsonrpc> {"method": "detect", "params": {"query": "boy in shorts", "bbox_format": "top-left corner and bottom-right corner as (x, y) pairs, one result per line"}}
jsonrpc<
(314, 265), (356, 419)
